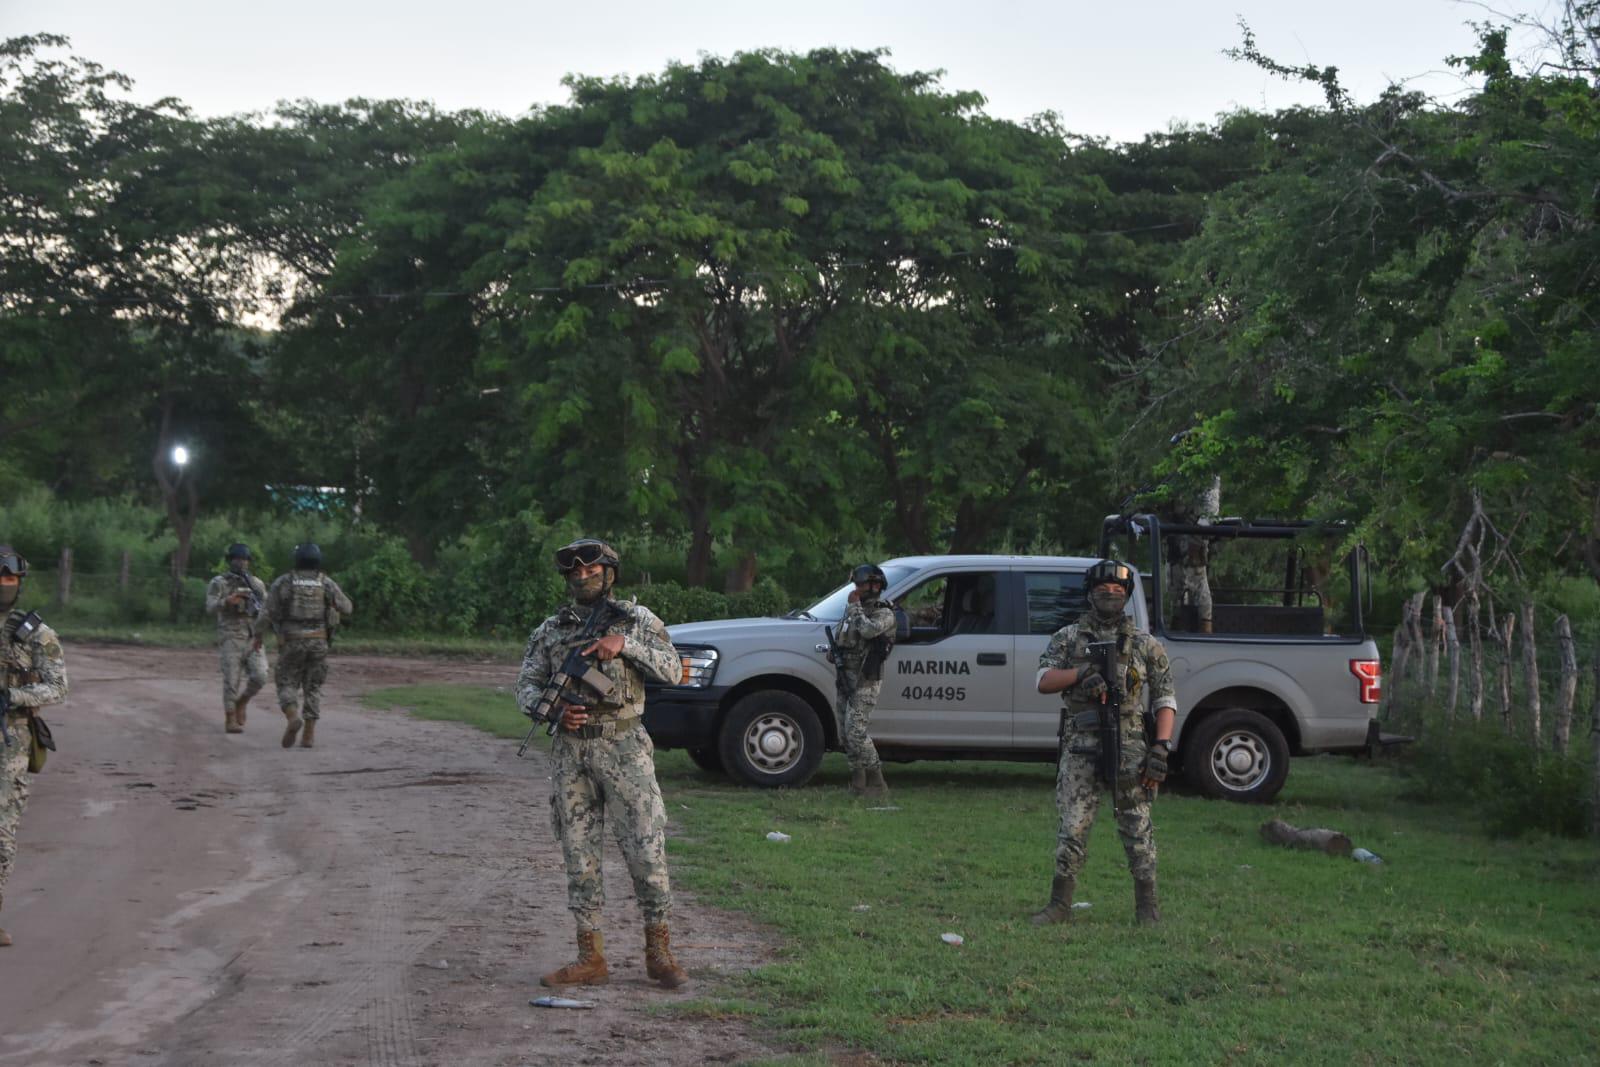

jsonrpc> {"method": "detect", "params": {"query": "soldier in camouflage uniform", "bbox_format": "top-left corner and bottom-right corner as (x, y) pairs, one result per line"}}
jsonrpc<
(516, 538), (688, 990)
(204, 543), (268, 734)
(832, 563), (897, 800)
(1032, 560), (1176, 927)
(0, 546), (69, 948)
(262, 543), (353, 750)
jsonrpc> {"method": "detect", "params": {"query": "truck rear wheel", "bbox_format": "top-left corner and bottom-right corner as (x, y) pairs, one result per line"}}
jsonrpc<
(1183, 708), (1290, 803)
(717, 690), (824, 788)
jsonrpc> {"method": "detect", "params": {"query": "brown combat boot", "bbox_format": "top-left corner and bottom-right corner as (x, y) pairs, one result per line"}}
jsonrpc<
(862, 765), (889, 802)
(225, 709), (242, 734)
(540, 929), (609, 987)
(644, 923), (688, 989)
(300, 720), (316, 748)
(234, 697), (249, 727)
(0, 925), (11, 947)
(848, 766), (867, 796)
(280, 705), (304, 748)
(1029, 874), (1076, 926)
(1134, 876), (1161, 925)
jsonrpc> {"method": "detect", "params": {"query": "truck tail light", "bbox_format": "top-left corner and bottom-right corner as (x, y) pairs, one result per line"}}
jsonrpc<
(1349, 659), (1381, 704)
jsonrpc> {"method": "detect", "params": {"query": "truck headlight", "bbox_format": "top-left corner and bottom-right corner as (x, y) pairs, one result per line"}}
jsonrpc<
(676, 647), (719, 687)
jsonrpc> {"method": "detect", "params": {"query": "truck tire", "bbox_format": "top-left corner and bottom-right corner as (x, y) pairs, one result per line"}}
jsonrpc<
(687, 747), (725, 774)
(717, 690), (824, 788)
(1183, 708), (1290, 803)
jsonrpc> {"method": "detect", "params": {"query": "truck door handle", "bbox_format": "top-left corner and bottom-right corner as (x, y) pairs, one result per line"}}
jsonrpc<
(976, 652), (1007, 666)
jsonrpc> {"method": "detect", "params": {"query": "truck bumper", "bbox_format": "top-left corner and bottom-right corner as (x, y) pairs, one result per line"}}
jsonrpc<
(643, 686), (725, 748)
(1366, 718), (1415, 754)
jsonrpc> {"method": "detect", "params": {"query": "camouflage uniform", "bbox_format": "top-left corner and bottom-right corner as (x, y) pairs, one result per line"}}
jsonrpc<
(263, 570), (353, 723)
(516, 597), (681, 932)
(833, 598), (896, 772)
(204, 571), (268, 718)
(1037, 611), (1176, 881)
(0, 610), (68, 921)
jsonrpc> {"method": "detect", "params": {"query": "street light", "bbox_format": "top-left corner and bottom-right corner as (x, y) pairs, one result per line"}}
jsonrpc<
(171, 445), (190, 468)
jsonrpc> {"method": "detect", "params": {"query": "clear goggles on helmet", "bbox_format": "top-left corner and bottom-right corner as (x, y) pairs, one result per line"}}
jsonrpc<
(0, 553), (26, 577)
(555, 543), (612, 571)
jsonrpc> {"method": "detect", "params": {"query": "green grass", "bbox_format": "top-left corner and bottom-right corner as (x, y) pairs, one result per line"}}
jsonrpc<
(59, 624), (524, 661)
(367, 684), (1600, 1065)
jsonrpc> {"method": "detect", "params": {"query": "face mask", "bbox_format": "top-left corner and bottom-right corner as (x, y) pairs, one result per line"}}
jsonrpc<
(1089, 586), (1127, 621)
(229, 560), (248, 575)
(0, 584), (17, 611)
(567, 571), (607, 604)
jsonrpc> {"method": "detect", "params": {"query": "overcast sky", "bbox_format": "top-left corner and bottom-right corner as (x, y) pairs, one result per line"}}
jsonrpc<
(3, 1), (1517, 142)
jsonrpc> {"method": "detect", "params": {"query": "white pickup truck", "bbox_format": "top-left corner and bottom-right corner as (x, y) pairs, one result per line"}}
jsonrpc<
(643, 515), (1390, 802)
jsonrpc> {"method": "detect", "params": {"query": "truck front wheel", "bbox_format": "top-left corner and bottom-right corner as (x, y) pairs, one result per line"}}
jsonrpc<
(717, 690), (824, 788)
(1183, 708), (1290, 803)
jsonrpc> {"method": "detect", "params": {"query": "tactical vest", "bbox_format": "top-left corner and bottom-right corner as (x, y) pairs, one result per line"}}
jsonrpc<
(1065, 622), (1146, 725)
(1, 611), (43, 690)
(285, 573), (329, 631)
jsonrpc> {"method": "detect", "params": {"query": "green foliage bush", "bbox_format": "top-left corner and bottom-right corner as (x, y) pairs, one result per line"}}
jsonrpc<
(1403, 717), (1593, 838)
(3, 488), (819, 636)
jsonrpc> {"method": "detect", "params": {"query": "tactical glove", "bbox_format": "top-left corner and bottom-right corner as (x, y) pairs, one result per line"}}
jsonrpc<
(1140, 741), (1170, 783)
(1075, 669), (1108, 701)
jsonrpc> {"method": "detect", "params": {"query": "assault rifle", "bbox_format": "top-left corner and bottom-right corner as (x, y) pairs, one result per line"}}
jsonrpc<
(229, 571), (263, 638)
(1084, 637), (1126, 811)
(517, 600), (629, 758)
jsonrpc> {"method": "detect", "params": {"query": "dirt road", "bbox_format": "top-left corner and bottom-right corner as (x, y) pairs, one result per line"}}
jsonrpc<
(0, 644), (775, 1066)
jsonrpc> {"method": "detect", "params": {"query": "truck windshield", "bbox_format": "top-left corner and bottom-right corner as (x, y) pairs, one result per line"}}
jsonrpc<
(802, 564), (919, 621)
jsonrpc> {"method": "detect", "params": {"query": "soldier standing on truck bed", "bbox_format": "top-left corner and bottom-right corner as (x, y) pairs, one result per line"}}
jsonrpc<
(831, 563), (897, 801)
(1032, 560), (1177, 926)
(204, 543), (268, 734)
(262, 543), (353, 750)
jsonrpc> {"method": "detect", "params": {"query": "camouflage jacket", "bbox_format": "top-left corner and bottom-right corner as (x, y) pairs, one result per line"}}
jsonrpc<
(263, 570), (353, 641)
(516, 597), (680, 725)
(1, 609), (68, 712)
(204, 571), (268, 639)
(833, 598), (896, 672)
(1038, 611), (1176, 730)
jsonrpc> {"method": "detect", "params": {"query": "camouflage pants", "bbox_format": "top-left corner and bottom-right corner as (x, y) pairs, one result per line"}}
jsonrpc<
(547, 720), (672, 931)
(835, 668), (883, 772)
(0, 712), (32, 911)
(219, 634), (268, 712)
(275, 639), (329, 721)
(1052, 729), (1157, 880)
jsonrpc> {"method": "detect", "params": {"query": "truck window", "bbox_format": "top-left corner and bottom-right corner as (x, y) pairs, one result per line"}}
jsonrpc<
(896, 572), (1001, 643)
(1022, 571), (1087, 635)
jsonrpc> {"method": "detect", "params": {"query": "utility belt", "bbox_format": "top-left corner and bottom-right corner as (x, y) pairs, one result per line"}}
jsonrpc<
(1062, 710), (1152, 742)
(566, 716), (641, 741)
(283, 629), (328, 641)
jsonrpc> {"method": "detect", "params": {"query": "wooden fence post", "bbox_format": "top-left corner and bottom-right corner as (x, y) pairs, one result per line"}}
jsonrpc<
(1496, 607), (1517, 734)
(56, 546), (72, 606)
(1444, 603), (1462, 722)
(1520, 602), (1541, 750)
(1553, 614), (1577, 755)
(1440, 598), (1452, 697)
(1591, 643), (1599, 839)
(1468, 595), (1485, 722)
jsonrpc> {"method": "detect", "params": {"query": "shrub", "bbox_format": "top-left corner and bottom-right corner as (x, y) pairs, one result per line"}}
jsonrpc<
(1404, 718), (1593, 838)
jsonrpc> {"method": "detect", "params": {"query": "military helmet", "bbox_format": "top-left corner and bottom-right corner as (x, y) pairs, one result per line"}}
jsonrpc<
(226, 542), (252, 561)
(293, 542), (323, 569)
(0, 545), (29, 579)
(851, 563), (888, 588)
(554, 538), (620, 573)
(1085, 559), (1135, 593)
